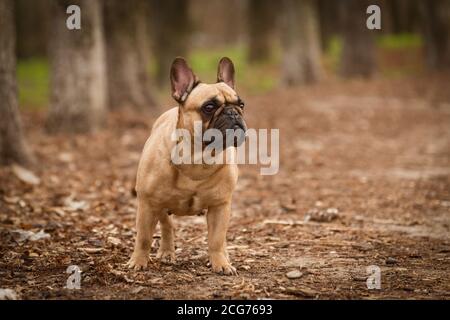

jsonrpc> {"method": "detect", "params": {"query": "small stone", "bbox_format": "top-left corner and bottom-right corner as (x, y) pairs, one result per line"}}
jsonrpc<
(286, 270), (303, 279)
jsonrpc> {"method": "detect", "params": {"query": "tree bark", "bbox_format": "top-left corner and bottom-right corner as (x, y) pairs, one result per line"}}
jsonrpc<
(0, 0), (34, 166)
(281, 0), (323, 85)
(104, 0), (155, 111)
(46, 0), (107, 133)
(150, 0), (190, 87)
(339, 0), (377, 78)
(318, 0), (339, 51)
(420, 0), (450, 71)
(15, 0), (50, 59)
(247, 0), (274, 63)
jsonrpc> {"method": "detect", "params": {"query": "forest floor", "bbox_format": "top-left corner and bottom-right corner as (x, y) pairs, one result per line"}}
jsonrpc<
(1, 75), (449, 300)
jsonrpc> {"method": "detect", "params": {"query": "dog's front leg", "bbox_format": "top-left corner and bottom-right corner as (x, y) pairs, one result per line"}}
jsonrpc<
(207, 201), (237, 275)
(127, 197), (159, 270)
(156, 213), (175, 263)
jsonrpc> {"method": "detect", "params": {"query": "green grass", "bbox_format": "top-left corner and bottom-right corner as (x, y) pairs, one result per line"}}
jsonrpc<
(377, 33), (422, 49)
(324, 36), (343, 73)
(16, 34), (424, 109)
(148, 45), (278, 103)
(188, 45), (277, 94)
(324, 33), (423, 75)
(17, 57), (49, 109)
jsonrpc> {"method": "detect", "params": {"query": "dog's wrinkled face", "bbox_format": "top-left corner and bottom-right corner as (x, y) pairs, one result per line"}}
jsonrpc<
(170, 57), (247, 148)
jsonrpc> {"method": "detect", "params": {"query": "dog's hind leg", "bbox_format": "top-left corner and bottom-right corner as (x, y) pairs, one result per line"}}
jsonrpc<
(156, 211), (176, 263)
(127, 197), (159, 270)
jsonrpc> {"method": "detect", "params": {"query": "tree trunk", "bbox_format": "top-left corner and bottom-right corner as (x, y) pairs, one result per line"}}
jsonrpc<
(150, 0), (190, 87)
(420, 0), (450, 71)
(247, 0), (274, 63)
(0, 0), (34, 166)
(339, 0), (377, 78)
(318, 0), (339, 51)
(46, 0), (107, 133)
(104, 0), (155, 111)
(281, 0), (323, 85)
(15, 0), (50, 59)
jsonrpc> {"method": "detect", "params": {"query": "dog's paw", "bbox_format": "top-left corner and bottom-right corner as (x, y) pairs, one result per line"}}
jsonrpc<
(156, 248), (176, 264)
(210, 253), (238, 276)
(126, 252), (149, 271)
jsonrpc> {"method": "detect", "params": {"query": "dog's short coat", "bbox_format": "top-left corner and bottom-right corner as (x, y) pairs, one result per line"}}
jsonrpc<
(127, 57), (246, 275)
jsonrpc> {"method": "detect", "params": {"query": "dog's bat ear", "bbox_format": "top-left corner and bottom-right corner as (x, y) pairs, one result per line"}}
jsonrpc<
(217, 57), (235, 89)
(170, 57), (198, 103)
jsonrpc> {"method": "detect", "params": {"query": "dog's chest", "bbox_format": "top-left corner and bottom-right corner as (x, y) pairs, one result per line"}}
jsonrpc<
(163, 170), (231, 216)
(166, 193), (206, 216)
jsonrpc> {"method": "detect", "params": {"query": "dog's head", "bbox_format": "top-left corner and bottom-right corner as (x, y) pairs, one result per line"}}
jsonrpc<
(170, 57), (247, 148)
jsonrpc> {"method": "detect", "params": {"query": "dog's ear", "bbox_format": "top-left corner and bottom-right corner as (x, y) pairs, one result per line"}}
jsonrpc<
(217, 57), (235, 89)
(170, 57), (198, 103)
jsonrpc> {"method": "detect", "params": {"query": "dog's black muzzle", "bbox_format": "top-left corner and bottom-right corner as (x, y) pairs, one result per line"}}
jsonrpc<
(208, 105), (247, 148)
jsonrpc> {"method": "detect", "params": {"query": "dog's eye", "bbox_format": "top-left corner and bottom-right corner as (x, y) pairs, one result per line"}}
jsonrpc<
(237, 98), (245, 109)
(202, 104), (216, 114)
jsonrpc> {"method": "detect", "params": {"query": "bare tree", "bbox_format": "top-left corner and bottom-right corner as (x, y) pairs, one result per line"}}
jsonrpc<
(281, 0), (323, 85)
(104, 0), (155, 111)
(150, 0), (190, 87)
(46, 0), (107, 133)
(419, 0), (450, 70)
(15, 0), (50, 59)
(247, 0), (274, 63)
(318, 0), (340, 51)
(386, 0), (420, 34)
(339, 0), (377, 78)
(0, 0), (34, 166)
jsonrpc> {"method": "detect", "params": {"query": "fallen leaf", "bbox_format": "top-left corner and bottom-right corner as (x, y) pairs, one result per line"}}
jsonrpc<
(11, 164), (40, 185)
(64, 197), (89, 211)
(80, 248), (103, 254)
(285, 287), (316, 298)
(11, 229), (50, 242)
(131, 286), (145, 294)
(262, 219), (305, 226)
(108, 236), (121, 246)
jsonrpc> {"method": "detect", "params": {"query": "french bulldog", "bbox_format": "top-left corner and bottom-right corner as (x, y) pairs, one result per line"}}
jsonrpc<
(127, 57), (246, 275)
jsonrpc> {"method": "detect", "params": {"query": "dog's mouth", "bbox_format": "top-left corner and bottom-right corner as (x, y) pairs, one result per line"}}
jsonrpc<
(227, 122), (247, 147)
(205, 109), (247, 148)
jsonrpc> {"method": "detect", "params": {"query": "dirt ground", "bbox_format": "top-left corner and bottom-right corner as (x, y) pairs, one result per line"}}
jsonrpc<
(1, 75), (449, 299)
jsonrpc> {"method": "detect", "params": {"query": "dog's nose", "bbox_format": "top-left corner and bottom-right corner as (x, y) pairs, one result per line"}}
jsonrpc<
(224, 107), (239, 118)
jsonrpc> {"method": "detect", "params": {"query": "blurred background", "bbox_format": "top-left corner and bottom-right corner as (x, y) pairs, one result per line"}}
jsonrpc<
(1, 0), (450, 299)
(7, 0), (450, 117)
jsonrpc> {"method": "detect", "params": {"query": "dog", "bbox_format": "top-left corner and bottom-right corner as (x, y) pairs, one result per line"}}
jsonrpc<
(127, 57), (247, 275)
